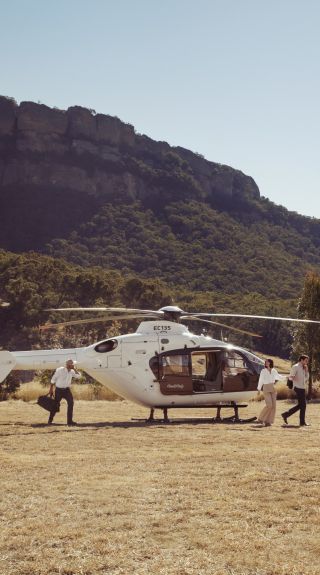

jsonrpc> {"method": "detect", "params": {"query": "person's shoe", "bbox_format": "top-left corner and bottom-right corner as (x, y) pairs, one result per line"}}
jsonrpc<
(264, 422), (272, 427)
(300, 422), (311, 427)
(281, 413), (288, 424)
(68, 421), (77, 426)
(47, 417), (53, 425)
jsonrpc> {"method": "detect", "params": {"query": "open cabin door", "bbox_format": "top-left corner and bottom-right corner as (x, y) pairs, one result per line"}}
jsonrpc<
(159, 350), (193, 395)
(156, 348), (259, 396)
(191, 350), (223, 392)
(158, 349), (224, 395)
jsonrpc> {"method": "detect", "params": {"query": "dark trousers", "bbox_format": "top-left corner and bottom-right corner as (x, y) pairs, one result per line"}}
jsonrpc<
(284, 387), (306, 425)
(49, 387), (74, 424)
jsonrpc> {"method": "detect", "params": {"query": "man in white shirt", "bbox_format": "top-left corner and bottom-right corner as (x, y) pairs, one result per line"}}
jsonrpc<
(281, 355), (310, 427)
(48, 359), (81, 426)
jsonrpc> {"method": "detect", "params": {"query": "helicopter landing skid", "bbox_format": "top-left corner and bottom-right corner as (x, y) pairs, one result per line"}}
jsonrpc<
(214, 415), (257, 424)
(213, 403), (256, 424)
(131, 407), (173, 424)
(148, 407), (169, 423)
(132, 405), (257, 425)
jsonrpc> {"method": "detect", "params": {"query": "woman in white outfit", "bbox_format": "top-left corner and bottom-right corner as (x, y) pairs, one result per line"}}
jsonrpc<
(257, 359), (283, 426)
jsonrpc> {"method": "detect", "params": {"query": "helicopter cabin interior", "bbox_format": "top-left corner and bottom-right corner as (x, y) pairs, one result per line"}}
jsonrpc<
(152, 349), (259, 395)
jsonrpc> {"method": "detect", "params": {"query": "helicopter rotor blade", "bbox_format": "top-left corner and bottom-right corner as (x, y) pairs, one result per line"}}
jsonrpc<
(181, 316), (262, 338)
(186, 313), (320, 324)
(45, 307), (163, 315)
(40, 314), (158, 330)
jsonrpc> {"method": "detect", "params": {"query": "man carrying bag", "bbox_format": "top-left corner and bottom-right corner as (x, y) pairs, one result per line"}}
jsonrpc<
(48, 359), (81, 426)
(281, 355), (310, 427)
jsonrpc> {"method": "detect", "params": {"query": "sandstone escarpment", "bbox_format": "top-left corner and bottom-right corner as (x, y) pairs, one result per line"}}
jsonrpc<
(0, 95), (259, 194)
(0, 95), (260, 251)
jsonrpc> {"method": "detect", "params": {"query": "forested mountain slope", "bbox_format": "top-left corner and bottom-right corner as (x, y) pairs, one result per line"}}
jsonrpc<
(0, 250), (295, 356)
(1, 95), (320, 299)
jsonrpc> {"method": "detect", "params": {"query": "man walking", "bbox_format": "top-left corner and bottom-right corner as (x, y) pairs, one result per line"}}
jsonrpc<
(48, 359), (81, 426)
(281, 355), (310, 427)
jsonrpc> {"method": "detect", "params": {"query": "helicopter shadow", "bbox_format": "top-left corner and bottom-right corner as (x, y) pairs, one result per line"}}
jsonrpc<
(28, 417), (257, 430)
(0, 422), (136, 437)
(0, 416), (259, 437)
(58, 416), (257, 428)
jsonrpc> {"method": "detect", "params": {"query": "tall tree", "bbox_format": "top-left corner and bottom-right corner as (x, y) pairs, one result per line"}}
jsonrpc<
(292, 272), (320, 397)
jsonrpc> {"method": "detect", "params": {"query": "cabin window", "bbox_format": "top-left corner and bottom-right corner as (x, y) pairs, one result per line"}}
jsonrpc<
(161, 354), (190, 376)
(223, 350), (249, 374)
(94, 339), (118, 353)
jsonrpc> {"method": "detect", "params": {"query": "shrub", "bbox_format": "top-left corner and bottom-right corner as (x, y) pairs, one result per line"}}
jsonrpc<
(0, 372), (21, 401)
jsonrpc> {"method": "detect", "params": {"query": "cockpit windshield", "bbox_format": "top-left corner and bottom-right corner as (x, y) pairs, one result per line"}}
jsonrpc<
(241, 350), (264, 373)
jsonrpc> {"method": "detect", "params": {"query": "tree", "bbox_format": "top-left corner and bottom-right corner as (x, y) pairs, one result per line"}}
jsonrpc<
(0, 371), (21, 400)
(292, 272), (320, 397)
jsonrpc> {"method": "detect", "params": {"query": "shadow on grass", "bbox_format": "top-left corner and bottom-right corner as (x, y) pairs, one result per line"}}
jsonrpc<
(1, 419), (310, 438)
(0, 416), (261, 436)
(281, 423), (308, 429)
(249, 423), (304, 431)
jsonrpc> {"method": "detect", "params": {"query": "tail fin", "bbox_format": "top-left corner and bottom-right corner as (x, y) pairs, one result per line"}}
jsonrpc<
(0, 351), (17, 383)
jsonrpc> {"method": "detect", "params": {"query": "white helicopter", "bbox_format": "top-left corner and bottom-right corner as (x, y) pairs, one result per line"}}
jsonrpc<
(0, 305), (319, 423)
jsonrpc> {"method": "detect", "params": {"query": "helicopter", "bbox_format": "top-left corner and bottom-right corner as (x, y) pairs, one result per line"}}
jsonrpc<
(1, 305), (320, 423)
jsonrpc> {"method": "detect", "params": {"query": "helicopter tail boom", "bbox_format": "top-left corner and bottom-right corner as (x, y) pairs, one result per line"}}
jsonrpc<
(0, 351), (17, 383)
(0, 348), (79, 382)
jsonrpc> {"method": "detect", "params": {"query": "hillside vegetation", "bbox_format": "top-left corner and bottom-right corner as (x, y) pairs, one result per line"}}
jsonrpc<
(1, 96), (320, 301)
(47, 198), (320, 298)
(0, 250), (295, 357)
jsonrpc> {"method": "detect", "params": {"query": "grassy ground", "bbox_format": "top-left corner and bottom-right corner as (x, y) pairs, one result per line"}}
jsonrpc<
(1, 399), (320, 575)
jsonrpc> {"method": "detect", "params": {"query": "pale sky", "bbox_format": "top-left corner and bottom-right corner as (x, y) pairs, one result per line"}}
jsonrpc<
(1, 0), (319, 218)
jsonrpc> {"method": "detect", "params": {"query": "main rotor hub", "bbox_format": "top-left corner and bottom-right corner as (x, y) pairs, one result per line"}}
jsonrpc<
(159, 306), (184, 322)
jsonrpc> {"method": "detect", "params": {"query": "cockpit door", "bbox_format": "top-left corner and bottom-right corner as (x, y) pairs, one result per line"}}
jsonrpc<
(222, 350), (258, 392)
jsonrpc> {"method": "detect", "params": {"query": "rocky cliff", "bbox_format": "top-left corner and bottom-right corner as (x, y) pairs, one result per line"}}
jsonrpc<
(0, 95), (260, 251)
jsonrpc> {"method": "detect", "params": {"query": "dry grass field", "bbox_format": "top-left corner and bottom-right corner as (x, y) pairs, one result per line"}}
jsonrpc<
(1, 398), (320, 575)
(14, 381), (120, 402)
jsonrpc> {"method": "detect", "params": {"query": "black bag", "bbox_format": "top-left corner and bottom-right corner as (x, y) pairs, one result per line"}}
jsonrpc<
(37, 394), (59, 412)
(287, 378), (293, 390)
